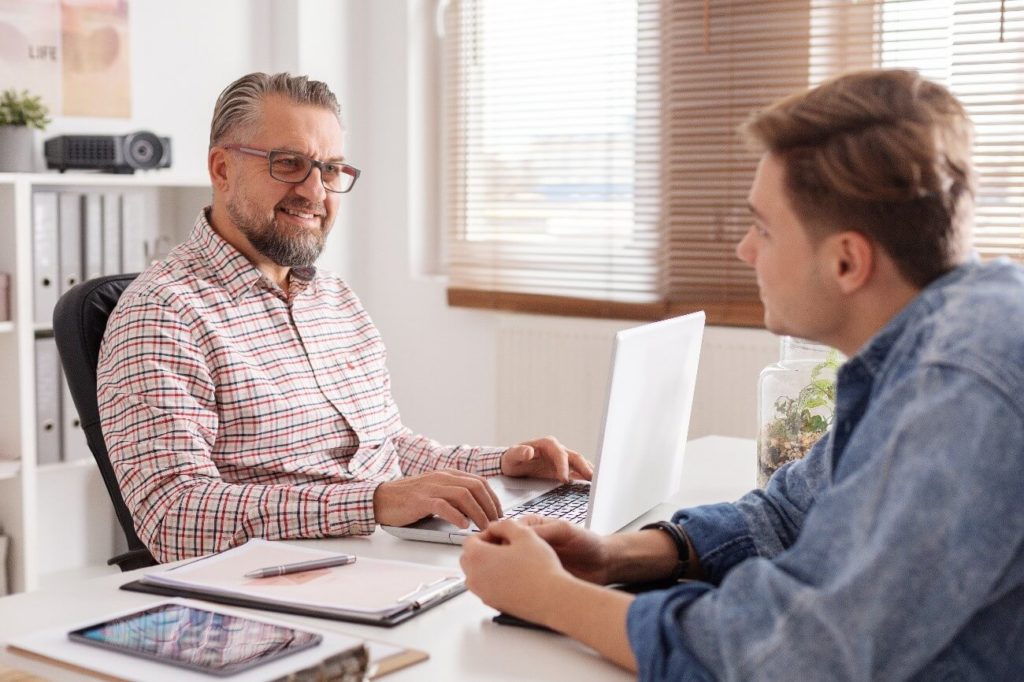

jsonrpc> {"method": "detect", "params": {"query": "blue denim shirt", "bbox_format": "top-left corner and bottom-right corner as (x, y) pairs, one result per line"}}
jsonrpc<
(628, 260), (1024, 681)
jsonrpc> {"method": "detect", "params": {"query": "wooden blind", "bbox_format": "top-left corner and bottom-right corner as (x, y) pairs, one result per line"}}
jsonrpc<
(445, 0), (1024, 326)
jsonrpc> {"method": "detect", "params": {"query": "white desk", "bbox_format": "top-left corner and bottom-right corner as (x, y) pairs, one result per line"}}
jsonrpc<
(0, 436), (754, 681)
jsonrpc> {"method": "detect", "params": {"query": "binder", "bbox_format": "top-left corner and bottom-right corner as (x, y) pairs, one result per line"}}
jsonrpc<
(101, 192), (123, 275)
(60, 371), (90, 462)
(34, 337), (62, 465)
(121, 191), (157, 272)
(57, 192), (83, 296)
(82, 193), (104, 281)
(32, 191), (60, 326)
(121, 539), (466, 627)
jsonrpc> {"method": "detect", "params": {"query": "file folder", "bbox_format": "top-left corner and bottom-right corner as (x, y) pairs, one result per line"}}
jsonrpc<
(32, 191), (60, 326)
(101, 192), (122, 275)
(57, 192), (83, 297)
(34, 337), (62, 465)
(121, 191), (156, 272)
(82, 193), (103, 281)
(121, 539), (466, 627)
(61, 372), (90, 462)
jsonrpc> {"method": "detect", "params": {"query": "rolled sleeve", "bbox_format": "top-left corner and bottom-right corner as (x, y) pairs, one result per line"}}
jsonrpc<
(674, 503), (759, 585)
(628, 583), (716, 682)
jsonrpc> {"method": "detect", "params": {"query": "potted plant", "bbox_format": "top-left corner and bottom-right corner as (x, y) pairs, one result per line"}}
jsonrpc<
(0, 89), (51, 172)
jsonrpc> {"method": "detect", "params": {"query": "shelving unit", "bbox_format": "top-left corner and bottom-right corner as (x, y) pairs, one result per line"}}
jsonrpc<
(0, 171), (210, 594)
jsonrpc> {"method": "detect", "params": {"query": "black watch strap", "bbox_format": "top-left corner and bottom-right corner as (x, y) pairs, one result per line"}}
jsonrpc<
(640, 520), (691, 581)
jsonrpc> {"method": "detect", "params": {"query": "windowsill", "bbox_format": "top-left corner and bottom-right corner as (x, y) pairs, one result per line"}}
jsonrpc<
(446, 287), (766, 327)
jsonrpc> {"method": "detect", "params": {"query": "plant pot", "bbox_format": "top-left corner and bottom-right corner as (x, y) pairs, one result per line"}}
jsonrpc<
(0, 125), (37, 172)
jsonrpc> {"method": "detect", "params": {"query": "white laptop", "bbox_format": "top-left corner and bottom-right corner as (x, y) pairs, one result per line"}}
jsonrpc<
(382, 311), (705, 545)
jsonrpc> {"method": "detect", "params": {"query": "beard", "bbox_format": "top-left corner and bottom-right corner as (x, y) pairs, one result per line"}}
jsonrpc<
(226, 191), (330, 268)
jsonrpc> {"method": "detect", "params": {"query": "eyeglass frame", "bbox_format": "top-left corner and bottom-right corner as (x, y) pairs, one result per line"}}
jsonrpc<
(220, 144), (361, 194)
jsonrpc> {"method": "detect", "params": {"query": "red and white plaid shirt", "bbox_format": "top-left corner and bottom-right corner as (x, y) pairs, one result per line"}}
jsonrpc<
(97, 210), (504, 562)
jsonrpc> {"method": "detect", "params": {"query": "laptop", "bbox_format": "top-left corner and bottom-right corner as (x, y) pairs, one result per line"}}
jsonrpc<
(382, 311), (705, 545)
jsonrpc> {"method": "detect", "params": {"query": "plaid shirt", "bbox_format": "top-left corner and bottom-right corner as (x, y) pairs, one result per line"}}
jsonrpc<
(97, 210), (505, 562)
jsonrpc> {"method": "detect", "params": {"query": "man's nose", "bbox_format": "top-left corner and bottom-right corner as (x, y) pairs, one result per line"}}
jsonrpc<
(736, 227), (755, 264)
(295, 166), (327, 202)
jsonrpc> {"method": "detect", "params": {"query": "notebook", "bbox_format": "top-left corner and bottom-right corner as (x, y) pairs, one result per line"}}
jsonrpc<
(120, 539), (465, 628)
(382, 310), (705, 544)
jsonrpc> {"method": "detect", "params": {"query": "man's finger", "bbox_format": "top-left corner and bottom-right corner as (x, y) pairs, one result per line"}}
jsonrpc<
(450, 471), (503, 519)
(531, 518), (576, 544)
(482, 518), (527, 544)
(441, 485), (493, 530)
(567, 450), (593, 480)
(430, 498), (470, 529)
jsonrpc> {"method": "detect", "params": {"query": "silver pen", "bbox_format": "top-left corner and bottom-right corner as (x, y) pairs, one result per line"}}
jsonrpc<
(244, 554), (357, 579)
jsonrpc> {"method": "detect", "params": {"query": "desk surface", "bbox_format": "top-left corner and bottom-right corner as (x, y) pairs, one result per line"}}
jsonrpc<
(0, 436), (755, 681)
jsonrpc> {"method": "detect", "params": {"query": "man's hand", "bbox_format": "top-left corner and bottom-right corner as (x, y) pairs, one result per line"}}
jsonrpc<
(461, 518), (573, 622)
(501, 436), (593, 482)
(373, 470), (502, 530)
(520, 515), (613, 584)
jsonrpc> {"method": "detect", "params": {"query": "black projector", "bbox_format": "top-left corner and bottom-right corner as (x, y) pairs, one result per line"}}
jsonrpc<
(45, 131), (172, 174)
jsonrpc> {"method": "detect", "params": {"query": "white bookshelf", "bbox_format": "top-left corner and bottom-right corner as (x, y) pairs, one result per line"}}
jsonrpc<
(0, 171), (210, 593)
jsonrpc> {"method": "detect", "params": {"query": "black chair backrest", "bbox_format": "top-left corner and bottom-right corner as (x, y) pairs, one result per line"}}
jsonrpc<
(52, 274), (157, 571)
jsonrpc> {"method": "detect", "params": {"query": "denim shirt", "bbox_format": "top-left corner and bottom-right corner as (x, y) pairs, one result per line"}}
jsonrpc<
(628, 260), (1024, 681)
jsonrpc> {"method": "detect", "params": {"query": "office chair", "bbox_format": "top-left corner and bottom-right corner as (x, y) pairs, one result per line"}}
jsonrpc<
(52, 274), (158, 571)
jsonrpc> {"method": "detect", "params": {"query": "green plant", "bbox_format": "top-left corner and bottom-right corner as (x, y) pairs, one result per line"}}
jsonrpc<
(759, 349), (841, 483)
(0, 89), (51, 130)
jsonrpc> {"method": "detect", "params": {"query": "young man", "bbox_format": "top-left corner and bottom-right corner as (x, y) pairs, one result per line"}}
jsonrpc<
(97, 72), (591, 563)
(460, 69), (1024, 680)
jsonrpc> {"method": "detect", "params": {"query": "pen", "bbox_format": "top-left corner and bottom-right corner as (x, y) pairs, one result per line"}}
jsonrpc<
(244, 554), (357, 579)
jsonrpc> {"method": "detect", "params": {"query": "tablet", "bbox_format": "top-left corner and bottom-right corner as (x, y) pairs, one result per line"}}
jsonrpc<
(68, 603), (322, 677)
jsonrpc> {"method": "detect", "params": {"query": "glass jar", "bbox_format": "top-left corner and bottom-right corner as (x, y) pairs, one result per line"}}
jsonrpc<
(757, 337), (841, 487)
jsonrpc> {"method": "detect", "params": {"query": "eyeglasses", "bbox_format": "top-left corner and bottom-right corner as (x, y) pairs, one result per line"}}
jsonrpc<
(221, 144), (360, 193)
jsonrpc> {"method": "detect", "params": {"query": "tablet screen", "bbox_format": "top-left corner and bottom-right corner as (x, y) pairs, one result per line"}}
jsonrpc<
(68, 603), (322, 676)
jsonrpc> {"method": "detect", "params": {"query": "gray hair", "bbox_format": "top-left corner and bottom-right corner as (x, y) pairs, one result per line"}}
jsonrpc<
(209, 72), (342, 147)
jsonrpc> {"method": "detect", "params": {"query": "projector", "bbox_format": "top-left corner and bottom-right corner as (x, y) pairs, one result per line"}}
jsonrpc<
(45, 131), (172, 174)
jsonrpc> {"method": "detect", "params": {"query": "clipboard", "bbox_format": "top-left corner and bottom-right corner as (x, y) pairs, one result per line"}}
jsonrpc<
(119, 539), (467, 627)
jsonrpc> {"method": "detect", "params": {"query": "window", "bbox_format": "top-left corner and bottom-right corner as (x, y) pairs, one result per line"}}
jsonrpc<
(444, 0), (1024, 327)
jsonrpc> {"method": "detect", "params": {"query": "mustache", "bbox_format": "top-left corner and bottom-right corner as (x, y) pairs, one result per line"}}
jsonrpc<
(276, 200), (326, 217)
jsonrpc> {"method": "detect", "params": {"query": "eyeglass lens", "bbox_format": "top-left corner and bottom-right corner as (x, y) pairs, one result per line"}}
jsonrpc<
(268, 151), (357, 193)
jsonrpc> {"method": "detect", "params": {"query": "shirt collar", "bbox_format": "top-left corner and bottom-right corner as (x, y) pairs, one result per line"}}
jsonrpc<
(849, 262), (976, 377)
(184, 209), (319, 302)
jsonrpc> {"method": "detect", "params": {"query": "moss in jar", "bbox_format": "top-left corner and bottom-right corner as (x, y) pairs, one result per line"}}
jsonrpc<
(758, 350), (840, 486)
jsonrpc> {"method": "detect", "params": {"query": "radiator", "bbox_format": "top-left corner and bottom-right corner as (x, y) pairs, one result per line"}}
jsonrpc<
(495, 315), (778, 458)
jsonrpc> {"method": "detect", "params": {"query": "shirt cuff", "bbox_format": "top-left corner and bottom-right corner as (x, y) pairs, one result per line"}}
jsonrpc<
(473, 447), (507, 477)
(627, 583), (716, 681)
(325, 480), (381, 536)
(673, 502), (758, 585)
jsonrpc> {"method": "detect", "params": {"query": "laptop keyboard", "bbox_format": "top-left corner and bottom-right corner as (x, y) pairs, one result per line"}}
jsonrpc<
(503, 482), (591, 525)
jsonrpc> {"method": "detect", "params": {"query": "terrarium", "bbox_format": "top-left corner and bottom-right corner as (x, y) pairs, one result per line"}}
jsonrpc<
(757, 337), (841, 487)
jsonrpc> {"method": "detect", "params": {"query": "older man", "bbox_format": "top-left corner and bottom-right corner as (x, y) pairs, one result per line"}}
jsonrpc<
(97, 72), (590, 562)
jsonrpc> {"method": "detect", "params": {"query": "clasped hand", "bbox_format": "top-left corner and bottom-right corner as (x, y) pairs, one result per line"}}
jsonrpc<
(460, 516), (610, 621)
(373, 436), (592, 530)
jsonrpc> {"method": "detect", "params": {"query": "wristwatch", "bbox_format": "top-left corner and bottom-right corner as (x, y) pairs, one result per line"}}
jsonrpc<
(640, 520), (691, 581)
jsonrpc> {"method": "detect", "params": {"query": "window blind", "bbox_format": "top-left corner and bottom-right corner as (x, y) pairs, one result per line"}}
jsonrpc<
(445, 0), (1024, 326)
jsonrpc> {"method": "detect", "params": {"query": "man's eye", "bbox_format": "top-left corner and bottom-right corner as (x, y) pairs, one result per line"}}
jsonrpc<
(321, 163), (341, 178)
(274, 156), (304, 171)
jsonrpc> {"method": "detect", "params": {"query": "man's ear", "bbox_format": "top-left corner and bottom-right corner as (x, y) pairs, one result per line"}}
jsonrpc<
(208, 147), (230, 193)
(829, 230), (874, 294)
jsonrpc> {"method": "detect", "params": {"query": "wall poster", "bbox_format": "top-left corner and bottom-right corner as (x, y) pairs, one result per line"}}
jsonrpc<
(0, 0), (131, 118)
